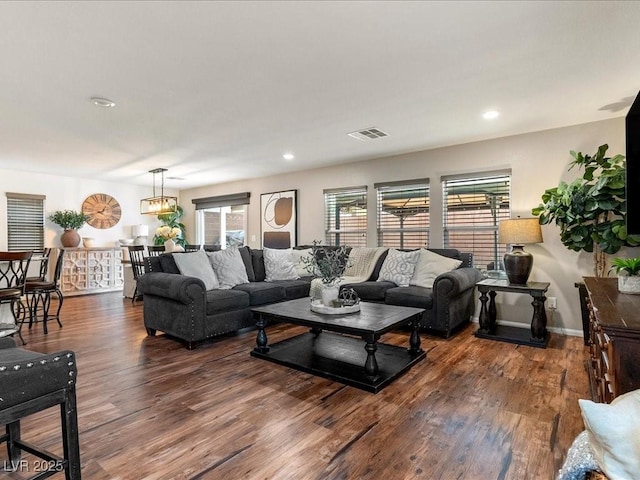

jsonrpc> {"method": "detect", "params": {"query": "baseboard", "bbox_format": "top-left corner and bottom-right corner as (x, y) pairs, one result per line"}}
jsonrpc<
(470, 317), (583, 338)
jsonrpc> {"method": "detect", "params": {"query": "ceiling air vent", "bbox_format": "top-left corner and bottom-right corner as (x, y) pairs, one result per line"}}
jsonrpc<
(347, 127), (389, 141)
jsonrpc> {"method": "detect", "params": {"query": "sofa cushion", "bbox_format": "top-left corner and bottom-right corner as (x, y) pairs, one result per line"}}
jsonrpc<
(410, 249), (463, 288)
(264, 247), (299, 281)
(205, 288), (250, 315)
(172, 250), (219, 290)
(238, 246), (256, 282)
(377, 248), (420, 287)
(232, 282), (286, 306)
(270, 279), (311, 299)
(341, 280), (395, 301)
(159, 253), (181, 274)
(385, 285), (434, 310)
(292, 248), (315, 277)
(207, 247), (250, 289)
(251, 249), (267, 282)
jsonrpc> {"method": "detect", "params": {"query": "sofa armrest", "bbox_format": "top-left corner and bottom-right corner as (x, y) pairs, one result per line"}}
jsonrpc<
(137, 272), (206, 304)
(433, 267), (483, 296)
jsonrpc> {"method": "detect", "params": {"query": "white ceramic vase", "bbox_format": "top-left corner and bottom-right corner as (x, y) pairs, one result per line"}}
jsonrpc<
(164, 239), (175, 252)
(618, 275), (640, 294)
(321, 283), (340, 307)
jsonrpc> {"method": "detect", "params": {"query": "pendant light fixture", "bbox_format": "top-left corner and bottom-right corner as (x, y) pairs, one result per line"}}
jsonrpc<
(140, 168), (178, 215)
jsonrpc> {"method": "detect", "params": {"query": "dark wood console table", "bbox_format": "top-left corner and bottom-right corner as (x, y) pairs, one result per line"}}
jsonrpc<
(475, 278), (550, 348)
(583, 276), (640, 403)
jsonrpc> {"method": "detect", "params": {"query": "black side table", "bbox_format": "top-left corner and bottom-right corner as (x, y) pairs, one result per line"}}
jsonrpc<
(475, 279), (550, 348)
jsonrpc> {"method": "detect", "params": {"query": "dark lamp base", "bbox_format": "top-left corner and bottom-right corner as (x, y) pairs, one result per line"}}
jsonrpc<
(503, 246), (533, 285)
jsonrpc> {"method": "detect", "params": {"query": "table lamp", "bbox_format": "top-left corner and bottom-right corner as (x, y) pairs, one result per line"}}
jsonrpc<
(498, 217), (543, 285)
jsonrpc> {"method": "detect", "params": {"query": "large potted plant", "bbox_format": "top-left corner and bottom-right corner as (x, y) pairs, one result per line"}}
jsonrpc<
(49, 210), (89, 247)
(153, 205), (186, 248)
(532, 144), (640, 277)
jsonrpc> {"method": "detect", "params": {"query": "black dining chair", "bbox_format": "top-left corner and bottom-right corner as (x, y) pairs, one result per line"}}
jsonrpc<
(25, 247), (52, 283)
(0, 251), (32, 345)
(25, 249), (65, 334)
(184, 244), (202, 252)
(147, 245), (165, 256)
(128, 245), (145, 303)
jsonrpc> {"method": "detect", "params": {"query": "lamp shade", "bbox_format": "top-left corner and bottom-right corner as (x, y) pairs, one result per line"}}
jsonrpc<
(498, 218), (543, 245)
(132, 224), (149, 237)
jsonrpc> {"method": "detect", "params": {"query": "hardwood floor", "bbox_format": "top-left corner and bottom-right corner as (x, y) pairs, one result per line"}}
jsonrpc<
(3, 293), (589, 480)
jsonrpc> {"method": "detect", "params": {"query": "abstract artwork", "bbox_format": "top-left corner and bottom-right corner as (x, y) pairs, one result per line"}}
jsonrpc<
(261, 190), (297, 248)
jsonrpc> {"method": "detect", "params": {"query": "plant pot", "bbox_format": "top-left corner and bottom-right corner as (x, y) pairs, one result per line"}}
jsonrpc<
(321, 283), (340, 307)
(618, 275), (640, 294)
(61, 229), (81, 248)
(164, 239), (175, 252)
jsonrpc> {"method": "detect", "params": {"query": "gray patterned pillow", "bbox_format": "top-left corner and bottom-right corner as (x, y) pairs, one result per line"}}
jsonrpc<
(264, 247), (299, 281)
(377, 248), (420, 287)
(207, 247), (249, 289)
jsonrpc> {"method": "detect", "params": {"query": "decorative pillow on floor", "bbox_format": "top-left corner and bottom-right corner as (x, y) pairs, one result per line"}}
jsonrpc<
(207, 247), (249, 289)
(172, 250), (219, 290)
(264, 247), (299, 281)
(410, 249), (462, 288)
(579, 388), (640, 480)
(292, 248), (314, 277)
(377, 248), (420, 287)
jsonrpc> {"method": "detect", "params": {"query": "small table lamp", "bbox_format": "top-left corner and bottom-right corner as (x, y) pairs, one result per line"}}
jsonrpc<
(498, 218), (543, 285)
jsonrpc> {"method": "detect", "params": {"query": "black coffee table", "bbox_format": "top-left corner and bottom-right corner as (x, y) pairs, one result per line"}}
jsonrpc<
(250, 298), (426, 393)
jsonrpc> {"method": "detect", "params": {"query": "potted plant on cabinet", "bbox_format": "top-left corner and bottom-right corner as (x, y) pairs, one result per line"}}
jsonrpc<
(610, 257), (640, 294)
(49, 210), (89, 248)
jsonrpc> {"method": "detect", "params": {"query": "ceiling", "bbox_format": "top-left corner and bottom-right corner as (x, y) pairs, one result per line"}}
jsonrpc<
(1, 1), (640, 190)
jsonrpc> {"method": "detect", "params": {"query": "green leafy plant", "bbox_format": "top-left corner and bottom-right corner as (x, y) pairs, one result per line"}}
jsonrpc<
(610, 257), (640, 276)
(532, 144), (640, 276)
(49, 210), (89, 230)
(153, 205), (186, 247)
(301, 241), (352, 284)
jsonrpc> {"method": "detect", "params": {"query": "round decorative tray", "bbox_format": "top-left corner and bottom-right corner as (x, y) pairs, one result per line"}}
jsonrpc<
(310, 300), (361, 315)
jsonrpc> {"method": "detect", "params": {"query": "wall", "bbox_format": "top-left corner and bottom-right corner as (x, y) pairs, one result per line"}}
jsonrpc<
(0, 169), (178, 249)
(181, 117), (640, 335)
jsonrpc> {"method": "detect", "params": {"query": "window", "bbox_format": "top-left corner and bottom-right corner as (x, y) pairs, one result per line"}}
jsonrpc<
(192, 193), (250, 248)
(442, 171), (511, 270)
(376, 179), (429, 248)
(324, 186), (367, 246)
(6, 193), (45, 251)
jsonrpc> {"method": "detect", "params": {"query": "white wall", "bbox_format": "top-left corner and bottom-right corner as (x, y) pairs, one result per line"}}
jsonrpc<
(180, 117), (640, 335)
(0, 169), (178, 249)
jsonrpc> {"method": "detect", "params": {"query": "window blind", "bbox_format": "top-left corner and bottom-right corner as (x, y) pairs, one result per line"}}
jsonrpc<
(192, 192), (250, 210)
(323, 186), (367, 246)
(442, 172), (511, 269)
(375, 180), (429, 248)
(6, 193), (45, 251)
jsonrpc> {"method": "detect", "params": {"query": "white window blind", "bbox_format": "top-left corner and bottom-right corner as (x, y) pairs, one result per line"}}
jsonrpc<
(376, 179), (429, 248)
(6, 193), (45, 251)
(442, 172), (511, 270)
(324, 186), (367, 246)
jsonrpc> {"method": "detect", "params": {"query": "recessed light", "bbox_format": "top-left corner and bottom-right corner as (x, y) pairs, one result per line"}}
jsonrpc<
(90, 97), (115, 108)
(283, 153), (295, 161)
(482, 110), (500, 120)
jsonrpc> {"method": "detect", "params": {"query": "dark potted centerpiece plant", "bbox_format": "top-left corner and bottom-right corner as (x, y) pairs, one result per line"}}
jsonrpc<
(302, 241), (351, 306)
(609, 257), (640, 294)
(49, 210), (89, 247)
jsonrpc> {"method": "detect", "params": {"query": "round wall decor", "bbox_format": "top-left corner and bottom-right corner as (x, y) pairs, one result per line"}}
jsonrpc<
(82, 193), (122, 229)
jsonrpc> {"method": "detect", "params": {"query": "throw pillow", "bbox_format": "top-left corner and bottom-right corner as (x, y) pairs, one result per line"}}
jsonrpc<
(292, 248), (314, 277)
(207, 247), (249, 289)
(377, 248), (420, 287)
(264, 247), (300, 281)
(579, 388), (640, 480)
(172, 251), (219, 290)
(410, 249), (463, 288)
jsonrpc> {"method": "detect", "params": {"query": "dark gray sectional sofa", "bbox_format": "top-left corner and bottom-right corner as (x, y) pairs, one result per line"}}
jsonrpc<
(137, 246), (482, 349)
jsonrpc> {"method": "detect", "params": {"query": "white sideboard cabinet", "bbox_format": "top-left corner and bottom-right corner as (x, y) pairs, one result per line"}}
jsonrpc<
(58, 247), (124, 296)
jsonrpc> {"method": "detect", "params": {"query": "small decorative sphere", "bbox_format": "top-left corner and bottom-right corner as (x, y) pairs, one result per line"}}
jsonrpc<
(339, 288), (360, 306)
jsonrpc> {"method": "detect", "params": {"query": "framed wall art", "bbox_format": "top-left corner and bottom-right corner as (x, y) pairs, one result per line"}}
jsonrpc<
(260, 189), (297, 248)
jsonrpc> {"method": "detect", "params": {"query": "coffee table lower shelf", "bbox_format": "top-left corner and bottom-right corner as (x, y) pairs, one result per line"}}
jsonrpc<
(250, 331), (425, 393)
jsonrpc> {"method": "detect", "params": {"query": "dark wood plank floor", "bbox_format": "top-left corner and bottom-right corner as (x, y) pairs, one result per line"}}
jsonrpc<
(3, 293), (589, 479)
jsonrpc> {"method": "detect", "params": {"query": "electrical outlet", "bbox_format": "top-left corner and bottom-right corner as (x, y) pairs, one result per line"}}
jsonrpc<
(548, 296), (557, 309)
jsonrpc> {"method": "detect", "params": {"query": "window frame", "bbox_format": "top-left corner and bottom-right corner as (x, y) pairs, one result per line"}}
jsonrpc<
(323, 186), (368, 247)
(6, 192), (45, 252)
